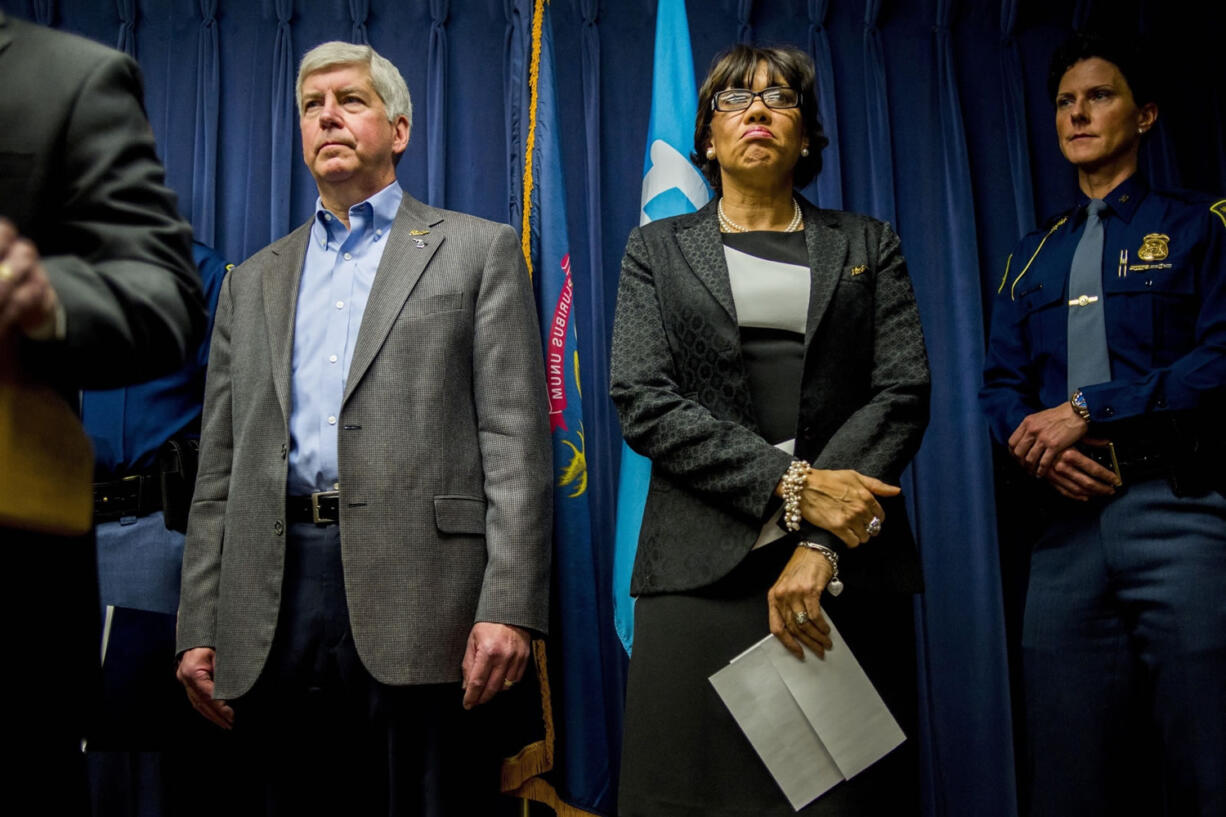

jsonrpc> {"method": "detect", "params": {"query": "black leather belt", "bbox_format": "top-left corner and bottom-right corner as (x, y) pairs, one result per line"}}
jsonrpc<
(286, 491), (340, 525)
(94, 474), (162, 522)
(1082, 439), (1169, 486)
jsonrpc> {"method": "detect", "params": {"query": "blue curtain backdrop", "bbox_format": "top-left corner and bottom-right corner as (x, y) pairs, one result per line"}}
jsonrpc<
(7, 1), (1224, 815)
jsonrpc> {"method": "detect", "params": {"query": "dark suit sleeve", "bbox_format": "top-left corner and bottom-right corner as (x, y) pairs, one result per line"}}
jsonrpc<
(22, 47), (203, 388)
(471, 225), (553, 632)
(610, 226), (794, 523)
(176, 267), (234, 654)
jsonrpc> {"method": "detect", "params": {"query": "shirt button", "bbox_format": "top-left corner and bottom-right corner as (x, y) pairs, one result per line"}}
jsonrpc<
(336, 300), (344, 309)
(323, 213), (331, 221)
(375, 229), (382, 237)
(1103, 407), (1115, 417)
(344, 252), (352, 261)
(329, 354), (338, 363)
(328, 416), (337, 425)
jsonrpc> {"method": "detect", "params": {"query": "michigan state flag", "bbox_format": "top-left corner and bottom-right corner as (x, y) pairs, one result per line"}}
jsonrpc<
(612, 0), (711, 654)
(505, 0), (617, 813)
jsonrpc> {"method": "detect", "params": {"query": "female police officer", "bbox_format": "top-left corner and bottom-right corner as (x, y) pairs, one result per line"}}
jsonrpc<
(981, 31), (1226, 817)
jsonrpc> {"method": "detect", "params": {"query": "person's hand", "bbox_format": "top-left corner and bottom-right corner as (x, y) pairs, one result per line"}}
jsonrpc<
(1042, 441), (1119, 501)
(768, 547), (835, 660)
(0, 218), (60, 340)
(461, 622), (531, 710)
(176, 647), (234, 729)
(792, 469), (899, 547)
(1008, 402), (1088, 478)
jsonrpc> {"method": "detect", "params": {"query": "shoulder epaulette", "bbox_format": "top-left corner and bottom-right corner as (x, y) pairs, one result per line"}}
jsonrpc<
(1210, 199), (1226, 230)
(1040, 206), (1074, 231)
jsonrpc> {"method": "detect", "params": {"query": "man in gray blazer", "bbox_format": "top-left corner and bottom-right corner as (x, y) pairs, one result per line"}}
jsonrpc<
(176, 41), (551, 813)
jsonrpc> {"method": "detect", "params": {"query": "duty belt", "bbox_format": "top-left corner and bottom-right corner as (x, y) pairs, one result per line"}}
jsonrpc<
(93, 474), (163, 522)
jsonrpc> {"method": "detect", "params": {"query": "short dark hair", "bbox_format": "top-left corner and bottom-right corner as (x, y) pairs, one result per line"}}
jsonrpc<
(1047, 31), (1155, 108)
(691, 44), (829, 193)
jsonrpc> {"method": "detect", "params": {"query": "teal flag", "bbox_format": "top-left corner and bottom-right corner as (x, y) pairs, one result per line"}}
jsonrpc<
(612, 0), (711, 654)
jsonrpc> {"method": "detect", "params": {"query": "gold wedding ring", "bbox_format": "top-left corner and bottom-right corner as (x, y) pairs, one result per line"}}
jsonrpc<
(503, 679), (516, 690)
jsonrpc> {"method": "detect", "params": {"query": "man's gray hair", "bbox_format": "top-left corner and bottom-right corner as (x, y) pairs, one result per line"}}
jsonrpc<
(296, 41), (413, 131)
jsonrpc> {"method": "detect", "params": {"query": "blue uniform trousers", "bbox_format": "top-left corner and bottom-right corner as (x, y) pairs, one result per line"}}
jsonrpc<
(1023, 478), (1226, 817)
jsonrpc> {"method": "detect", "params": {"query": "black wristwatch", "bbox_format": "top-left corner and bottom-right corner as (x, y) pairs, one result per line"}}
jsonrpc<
(1070, 389), (1091, 422)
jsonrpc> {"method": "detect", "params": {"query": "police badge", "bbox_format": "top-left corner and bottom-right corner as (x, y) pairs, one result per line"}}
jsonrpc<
(1137, 233), (1170, 261)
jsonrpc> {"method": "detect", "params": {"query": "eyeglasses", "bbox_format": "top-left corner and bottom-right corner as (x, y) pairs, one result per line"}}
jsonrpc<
(711, 86), (801, 112)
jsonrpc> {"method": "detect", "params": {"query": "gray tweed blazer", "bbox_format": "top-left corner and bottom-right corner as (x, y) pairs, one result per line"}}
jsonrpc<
(177, 192), (552, 700)
(610, 196), (930, 596)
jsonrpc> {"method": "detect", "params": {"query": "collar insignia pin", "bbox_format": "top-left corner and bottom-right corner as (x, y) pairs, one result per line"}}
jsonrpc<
(1137, 233), (1169, 262)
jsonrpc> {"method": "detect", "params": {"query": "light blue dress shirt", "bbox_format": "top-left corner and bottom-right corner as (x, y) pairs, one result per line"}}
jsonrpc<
(288, 182), (402, 494)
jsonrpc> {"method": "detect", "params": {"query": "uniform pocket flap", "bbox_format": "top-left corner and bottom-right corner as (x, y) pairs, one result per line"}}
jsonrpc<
(433, 495), (486, 534)
(1017, 281), (1063, 314)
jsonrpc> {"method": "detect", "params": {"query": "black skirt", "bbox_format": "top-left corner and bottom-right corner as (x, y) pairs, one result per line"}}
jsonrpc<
(618, 542), (920, 817)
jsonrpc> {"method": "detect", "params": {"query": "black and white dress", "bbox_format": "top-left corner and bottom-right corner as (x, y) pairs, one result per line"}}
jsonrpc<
(618, 231), (919, 817)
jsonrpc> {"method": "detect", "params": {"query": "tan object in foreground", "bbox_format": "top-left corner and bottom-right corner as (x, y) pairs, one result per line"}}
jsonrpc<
(0, 366), (92, 535)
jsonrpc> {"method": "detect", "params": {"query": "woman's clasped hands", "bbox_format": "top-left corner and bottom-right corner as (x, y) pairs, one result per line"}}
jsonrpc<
(797, 468), (898, 547)
(768, 468), (899, 659)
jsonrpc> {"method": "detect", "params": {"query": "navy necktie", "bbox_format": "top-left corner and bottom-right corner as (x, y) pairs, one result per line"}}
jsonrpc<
(1067, 199), (1111, 393)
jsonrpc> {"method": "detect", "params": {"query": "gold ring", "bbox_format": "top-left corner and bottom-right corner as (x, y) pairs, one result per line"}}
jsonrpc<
(503, 679), (516, 690)
(0, 262), (12, 282)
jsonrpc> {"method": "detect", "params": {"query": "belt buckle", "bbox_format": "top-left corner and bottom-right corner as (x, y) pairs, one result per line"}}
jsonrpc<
(310, 489), (339, 525)
(1102, 441), (1123, 487)
(118, 474), (144, 507)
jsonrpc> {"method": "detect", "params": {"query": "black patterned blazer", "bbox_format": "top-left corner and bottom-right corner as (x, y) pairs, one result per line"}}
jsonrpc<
(610, 196), (930, 596)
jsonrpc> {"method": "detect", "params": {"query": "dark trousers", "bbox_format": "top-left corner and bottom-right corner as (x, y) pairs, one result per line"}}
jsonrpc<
(1023, 479), (1226, 817)
(3, 526), (99, 816)
(229, 522), (504, 817)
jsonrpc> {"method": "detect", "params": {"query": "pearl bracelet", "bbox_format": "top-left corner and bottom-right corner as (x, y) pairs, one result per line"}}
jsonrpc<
(797, 540), (844, 596)
(781, 459), (811, 532)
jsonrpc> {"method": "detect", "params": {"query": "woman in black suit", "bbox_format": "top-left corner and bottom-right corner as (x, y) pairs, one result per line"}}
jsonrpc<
(611, 44), (930, 816)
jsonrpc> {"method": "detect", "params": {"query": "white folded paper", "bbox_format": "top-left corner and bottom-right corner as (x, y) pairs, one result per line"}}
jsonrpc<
(709, 616), (905, 810)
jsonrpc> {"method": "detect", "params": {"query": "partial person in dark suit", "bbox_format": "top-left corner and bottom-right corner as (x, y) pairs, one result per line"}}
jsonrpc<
(176, 41), (551, 815)
(981, 31), (1226, 817)
(610, 44), (930, 817)
(0, 11), (203, 813)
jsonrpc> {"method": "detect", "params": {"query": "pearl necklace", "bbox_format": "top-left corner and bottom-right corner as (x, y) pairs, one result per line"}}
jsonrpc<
(717, 196), (803, 233)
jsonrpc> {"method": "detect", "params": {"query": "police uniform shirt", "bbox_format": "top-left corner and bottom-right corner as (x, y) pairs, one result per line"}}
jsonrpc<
(82, 242), (231, 476)
(981, 174), (1226, 444)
